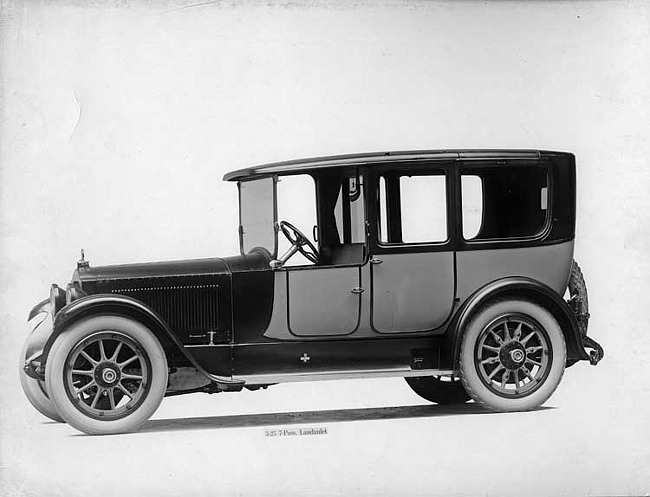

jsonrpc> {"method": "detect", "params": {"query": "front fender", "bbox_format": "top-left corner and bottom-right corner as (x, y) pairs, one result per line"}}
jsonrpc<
(446, 276), (591, 369)
(28, 298), (51, 322)
(42, 293), (242, 386)
(22, 299), (55, 380)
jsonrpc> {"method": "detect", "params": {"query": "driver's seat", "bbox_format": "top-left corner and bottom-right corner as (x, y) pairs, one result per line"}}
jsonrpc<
(319, 243), (366, 266)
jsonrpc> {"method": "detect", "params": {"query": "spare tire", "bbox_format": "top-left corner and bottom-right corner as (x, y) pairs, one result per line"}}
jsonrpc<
(567, 260), (589, 335)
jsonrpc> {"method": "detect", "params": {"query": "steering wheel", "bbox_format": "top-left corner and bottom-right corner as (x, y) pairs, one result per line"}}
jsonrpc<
(279, 220), (320, 264)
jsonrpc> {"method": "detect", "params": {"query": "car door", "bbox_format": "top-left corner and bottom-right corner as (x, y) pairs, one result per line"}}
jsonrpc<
(277, 173), (365, 337)
(369, 164), (455, 333)
(286, 265), (362, 336)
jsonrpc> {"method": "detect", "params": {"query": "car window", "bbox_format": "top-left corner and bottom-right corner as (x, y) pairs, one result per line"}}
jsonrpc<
(240, 177), (275, 256)
(276, 174), (317, 266)
(378, 171), (447, 244)
(379, 176), (388, 244)
(461, 165), (549, 240)
(399, 175), (447, 243)
(333, 175), (365, 244)
(316, 171), (367, 266)
(461, 175), (483, 240)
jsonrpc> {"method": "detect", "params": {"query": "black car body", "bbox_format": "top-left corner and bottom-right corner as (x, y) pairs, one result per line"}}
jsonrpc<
(22, 149), (603, 434)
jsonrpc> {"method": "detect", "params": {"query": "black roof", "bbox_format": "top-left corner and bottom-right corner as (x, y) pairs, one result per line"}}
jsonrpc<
(223, 149), (568, 182)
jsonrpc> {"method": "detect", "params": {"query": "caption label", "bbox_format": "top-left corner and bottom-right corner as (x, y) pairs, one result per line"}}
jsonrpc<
(265, 427), (328, 437)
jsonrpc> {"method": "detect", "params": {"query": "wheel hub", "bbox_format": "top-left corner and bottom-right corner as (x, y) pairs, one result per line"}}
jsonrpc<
(499, 341), (526, 369)
(65, 331), (152, 422)
(94, 363), (121, 388)
(475, 314), (552, 399)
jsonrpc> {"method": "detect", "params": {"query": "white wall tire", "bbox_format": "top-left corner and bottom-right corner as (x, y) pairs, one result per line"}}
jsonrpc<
(459, 299), (566, 412)
(19, 337), (64, 423)
(46, 315), (168, 435)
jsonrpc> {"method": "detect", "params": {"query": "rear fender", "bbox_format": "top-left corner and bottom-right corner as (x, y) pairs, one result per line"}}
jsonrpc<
(42, 294), (241, 386)
(445, 277), (590, 369)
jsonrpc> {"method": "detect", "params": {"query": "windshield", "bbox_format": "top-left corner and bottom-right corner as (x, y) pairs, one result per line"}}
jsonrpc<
(239, 177), (276, 256)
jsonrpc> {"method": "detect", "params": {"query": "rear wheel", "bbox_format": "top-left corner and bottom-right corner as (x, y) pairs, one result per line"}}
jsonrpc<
(459, 299), (566, 411)
(405, 375), (470, 405)
(46, 315), (168, 435)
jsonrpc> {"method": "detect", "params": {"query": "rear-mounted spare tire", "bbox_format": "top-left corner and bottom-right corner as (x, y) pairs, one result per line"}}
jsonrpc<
(567, 259), (589, 335)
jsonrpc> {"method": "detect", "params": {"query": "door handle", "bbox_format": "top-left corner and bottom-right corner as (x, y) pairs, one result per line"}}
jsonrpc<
(370, 257), (383, 265)
(351, 287), (364, 294)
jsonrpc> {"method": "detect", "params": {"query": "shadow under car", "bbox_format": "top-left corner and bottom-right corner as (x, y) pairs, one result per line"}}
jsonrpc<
(130, 403), (553, 435)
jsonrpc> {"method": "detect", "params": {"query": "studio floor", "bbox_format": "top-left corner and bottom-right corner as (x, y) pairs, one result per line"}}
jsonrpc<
(2, 359), (648, 497)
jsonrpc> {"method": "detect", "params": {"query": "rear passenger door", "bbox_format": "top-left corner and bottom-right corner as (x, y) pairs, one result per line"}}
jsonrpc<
(368, 163), (455, 333)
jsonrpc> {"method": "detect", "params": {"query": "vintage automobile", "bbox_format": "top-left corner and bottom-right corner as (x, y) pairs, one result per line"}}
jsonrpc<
(21, 149), (603, 435)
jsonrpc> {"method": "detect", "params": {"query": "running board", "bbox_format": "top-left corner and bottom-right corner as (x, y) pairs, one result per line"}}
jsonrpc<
(233, 368), (455, 386)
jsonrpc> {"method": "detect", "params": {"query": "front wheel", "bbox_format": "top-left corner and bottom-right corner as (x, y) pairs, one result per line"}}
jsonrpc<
(46, 316), (168, 435)
(459, 299), (566, 412)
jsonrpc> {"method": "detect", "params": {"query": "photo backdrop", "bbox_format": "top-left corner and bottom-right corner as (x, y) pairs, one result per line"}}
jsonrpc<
(1, 1), (649, 496)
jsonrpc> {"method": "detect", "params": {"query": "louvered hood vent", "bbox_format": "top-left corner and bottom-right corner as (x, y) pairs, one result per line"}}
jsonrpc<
(113, 283), (227, 343)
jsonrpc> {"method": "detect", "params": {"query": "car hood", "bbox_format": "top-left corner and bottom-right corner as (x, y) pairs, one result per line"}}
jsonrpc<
(74, 250), (272, 291)
(76, 257), (230, 283)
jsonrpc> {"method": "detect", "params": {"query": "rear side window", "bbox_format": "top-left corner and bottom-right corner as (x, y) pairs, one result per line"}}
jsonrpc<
(399, 175), (447, 243)
(378, 171), (447, 244)
(461, 165), (549, 241)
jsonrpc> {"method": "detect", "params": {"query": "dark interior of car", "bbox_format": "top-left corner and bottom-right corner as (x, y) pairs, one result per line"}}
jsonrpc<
(474, 166), (549, 239)
(316, 171), (367, 266)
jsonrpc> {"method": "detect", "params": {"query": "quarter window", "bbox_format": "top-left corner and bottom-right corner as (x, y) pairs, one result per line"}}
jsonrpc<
(461, 165), (549, 240)
(461, 175), (483, 240)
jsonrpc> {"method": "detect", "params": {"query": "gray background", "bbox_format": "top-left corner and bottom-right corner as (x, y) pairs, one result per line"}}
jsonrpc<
(1, 1), (649, 495)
